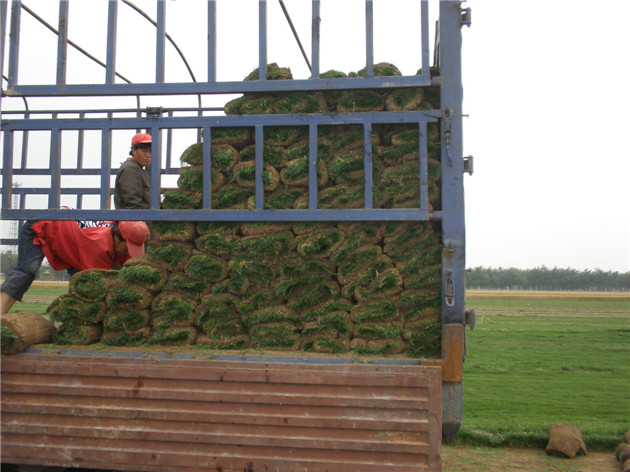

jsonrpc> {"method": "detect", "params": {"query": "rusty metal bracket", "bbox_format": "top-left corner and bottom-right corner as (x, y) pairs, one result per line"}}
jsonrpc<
(423, 324), (464, 382)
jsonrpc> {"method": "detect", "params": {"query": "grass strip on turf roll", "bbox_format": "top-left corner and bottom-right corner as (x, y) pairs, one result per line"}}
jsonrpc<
(196, 233), (240, 257)
(118, 257), (167, 292)
(161, 189), (202, 210)
(47, 294), (107, 325)
(53, 323), (102, 346)
(160, 273), (207, 299)
(239, 144), (290, 169)
(195, 293), (241, 333)
(146, 241), (194, 272)
(105, 282), (154, 310)
(104, 308), (151, 332)
(69, 269), (118, 302)
(148, 221), (196, 242)
(185, 252), (228, 282)
(146, 326), (199, 346)
(196, 334), (249, 350)
(210, 127), (252, 150)
(151, 292), (196, 330)
(101, 326), (151, 346)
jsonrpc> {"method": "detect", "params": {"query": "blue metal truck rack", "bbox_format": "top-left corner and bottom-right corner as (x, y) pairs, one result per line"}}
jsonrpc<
(1, 1), (471, 470)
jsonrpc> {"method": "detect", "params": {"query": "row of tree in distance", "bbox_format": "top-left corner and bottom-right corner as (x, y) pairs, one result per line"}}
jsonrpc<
(466, 266), (630, 291)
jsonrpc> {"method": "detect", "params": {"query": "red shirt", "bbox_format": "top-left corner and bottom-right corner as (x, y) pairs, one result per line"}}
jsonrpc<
(32, 220), (130, 271)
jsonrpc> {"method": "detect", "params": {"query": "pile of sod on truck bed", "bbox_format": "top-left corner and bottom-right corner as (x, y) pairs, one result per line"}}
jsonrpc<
(48, 63), (443, 358)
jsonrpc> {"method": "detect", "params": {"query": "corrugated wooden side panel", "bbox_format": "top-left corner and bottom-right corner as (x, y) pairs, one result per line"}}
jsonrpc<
(1, 353), (442, 472)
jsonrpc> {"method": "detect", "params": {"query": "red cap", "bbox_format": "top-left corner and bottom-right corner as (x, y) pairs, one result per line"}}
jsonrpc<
(131, 133), (152, 147)
(118, 221), (149, 258)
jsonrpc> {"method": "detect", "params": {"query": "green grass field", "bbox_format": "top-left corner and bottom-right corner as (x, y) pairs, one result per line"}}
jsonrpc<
(459, 294), (630, 450)
(7, 286), (630, 450)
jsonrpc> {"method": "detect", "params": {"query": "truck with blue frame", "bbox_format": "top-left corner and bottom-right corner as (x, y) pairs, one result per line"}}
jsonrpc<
(0, 1), (472, 470)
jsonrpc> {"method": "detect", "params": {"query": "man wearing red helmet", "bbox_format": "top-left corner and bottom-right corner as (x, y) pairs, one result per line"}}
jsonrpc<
(0, 220), (149, 314)
(114, 132), (153, 209)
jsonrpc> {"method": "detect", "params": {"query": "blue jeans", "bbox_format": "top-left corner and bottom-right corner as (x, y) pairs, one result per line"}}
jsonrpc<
(1, 221), (46, 301)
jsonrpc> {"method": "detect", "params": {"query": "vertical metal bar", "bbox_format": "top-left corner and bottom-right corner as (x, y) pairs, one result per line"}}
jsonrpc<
(105, 0), (117, 84)
(156, 1), (166, 83)
(49, 124), (61, 209)
(311, 0), (320, 78)
(207, 0), (216, 82)
(258, 0), (267, 80)
(21, 115), (29, 169)
(2, 131), (14, 211)
(421, 0), (430, 75)
(100, 126), (111, 209)
(255, 125), (264, 209)
(77, 112), (85, 209)
(364, 0), (374, 78)
(77, 112), (85, 169)
(56, 0), (69, 86)
(308, 123), (317, 209)
(439, 0), (465, 325)
(150, 126), (161, 209)
(439, 2), (466, 444)
(202, 127), (212, 209)
(363, 122), (373, 209)
(419, 121), (428, 210)
(0, 0), (8, 82)
(165, 110), (173, 170)
(7, 0), (21, 88)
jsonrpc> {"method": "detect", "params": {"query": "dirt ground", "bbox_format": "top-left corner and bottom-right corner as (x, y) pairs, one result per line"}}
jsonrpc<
(442, 446), (620, 472)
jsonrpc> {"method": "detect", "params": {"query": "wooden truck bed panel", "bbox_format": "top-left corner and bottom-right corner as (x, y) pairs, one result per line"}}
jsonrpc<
(1, 351), (442, 472)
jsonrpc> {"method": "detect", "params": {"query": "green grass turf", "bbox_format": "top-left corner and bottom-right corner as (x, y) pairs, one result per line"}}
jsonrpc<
(459, 297), (630, 450)
(7, 286), (69, 315)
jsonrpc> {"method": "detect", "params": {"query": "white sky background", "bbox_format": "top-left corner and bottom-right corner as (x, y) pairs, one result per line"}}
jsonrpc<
(1, 0), (629, 273)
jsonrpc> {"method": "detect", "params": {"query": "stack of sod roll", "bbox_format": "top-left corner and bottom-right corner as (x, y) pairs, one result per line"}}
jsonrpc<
(47, 63), (443, 357)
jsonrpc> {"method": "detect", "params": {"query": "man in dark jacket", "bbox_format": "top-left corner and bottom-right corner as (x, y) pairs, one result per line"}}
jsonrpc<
(114, 133), (152, 209)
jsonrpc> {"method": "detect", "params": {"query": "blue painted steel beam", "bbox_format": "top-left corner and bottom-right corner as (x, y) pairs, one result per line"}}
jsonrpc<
(0, 110), (438, 131)
(1, 169), (178, 176)
(100, 122), (112, 209)
(202, 127), (212, 209)
(308, 123), (317, 209)
(421, 0), (430, 74)
(0, 1), (7, 79)
(255, 125), (264, 209)
(156, 1), (166, 83)
(48, 124), (61, 209)
(439, 1), (465, 326)
(150, 125), (162, 210)
(363, 122), (373, 209)
(55, 0), (68, 86)
(7, 0), (20, 88)
(207, 0), (216, 82)
(1, 208), (439, 223)
(2, 75), (432, 97)
(1, 131), (14, 211)
(259, 0), (267, 81)
(365, 0), (374, 78)
(1, 107), (224, 117)
(419, 121), (428, 210)
(311, 0), (320, 78)
(105, 0), (117, 84)
(77, 113), (86, 169)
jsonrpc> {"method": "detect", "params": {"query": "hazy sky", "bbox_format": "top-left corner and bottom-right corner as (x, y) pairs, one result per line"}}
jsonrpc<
(1, 0), (629, 273)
